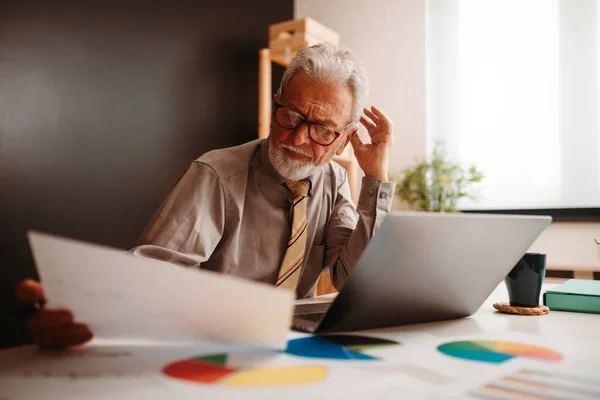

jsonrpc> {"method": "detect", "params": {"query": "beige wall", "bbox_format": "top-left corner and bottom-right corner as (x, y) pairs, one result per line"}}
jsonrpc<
(295, 0), (600, 272)
(295, 0), (427, 174)
(529, 222), (599, 270)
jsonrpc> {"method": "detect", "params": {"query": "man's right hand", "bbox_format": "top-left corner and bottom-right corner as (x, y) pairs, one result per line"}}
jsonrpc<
(15, 279), (93, 349)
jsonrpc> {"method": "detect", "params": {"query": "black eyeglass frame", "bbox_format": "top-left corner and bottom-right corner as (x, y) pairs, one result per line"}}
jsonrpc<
(273, 101), (355, 146)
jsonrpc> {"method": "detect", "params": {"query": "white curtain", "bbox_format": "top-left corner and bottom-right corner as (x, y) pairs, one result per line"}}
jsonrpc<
(427, 0), (599, 210)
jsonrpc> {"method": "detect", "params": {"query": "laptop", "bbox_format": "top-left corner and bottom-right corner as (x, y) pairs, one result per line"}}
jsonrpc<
(293, 211), (552, 333)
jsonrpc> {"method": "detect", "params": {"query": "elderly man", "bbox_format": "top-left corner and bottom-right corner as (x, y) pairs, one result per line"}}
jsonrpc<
(15, 43), (394, 349)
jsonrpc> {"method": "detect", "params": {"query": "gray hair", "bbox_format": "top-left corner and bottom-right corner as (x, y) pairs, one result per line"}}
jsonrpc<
(276, 43), (369, 126)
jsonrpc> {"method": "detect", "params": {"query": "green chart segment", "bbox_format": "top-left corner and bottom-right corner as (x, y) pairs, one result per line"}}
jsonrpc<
(284, 335), (400, 361)
(437, 341), (563, 364)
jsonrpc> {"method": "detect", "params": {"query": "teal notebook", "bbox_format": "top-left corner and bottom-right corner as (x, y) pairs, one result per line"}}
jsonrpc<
(543, 279), (600, 314)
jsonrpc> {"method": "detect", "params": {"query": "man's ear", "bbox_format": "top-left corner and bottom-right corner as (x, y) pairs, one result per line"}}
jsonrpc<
(336, 129), (356, 156)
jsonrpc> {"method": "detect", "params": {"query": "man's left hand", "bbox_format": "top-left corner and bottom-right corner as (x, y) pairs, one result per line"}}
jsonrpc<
(350, 105), (393, 182)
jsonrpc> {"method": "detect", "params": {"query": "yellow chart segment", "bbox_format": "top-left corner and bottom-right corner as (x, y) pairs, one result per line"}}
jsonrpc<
(475, 341), (562, 361)
(220, 365), (328, 387)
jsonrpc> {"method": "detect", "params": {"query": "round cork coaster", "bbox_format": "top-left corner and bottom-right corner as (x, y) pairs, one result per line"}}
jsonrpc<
(493, 302), (550, 316)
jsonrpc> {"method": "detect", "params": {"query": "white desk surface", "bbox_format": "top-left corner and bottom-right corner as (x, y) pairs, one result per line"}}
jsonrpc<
(1, 279), (599, 399)
(296, 279), (600, 343)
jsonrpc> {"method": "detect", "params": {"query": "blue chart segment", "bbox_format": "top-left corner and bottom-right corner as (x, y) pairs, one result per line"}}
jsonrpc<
(285, 335), (399, 361)
(286, 337), (374, 360)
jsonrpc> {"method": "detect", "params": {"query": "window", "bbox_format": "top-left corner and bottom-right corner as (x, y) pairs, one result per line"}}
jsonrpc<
(427, 0), (599, 211)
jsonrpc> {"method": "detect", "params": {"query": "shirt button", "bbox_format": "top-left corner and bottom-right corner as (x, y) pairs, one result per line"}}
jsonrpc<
(379, 192), (387, 199)
(368, 190), (375, 196)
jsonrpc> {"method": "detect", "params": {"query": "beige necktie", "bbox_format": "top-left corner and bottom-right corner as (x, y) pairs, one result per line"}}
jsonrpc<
(276, 179), (310, 290)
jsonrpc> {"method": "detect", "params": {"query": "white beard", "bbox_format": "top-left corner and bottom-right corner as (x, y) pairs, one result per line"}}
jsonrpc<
(268, 141), (322, 181)
(267, 137), (344, 181)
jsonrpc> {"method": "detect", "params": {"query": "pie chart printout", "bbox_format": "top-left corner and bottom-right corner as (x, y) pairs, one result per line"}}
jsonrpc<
(437, 341), (563, 364)
(285, 335), (400, 361)
(163, 353), (327, 387)
(162, 335), (401, 387)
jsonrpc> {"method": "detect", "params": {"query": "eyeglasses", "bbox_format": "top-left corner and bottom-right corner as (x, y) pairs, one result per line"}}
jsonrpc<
(273, 101), (353, 146)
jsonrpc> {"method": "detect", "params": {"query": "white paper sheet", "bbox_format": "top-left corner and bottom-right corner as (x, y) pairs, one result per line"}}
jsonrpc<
(5, 329), (594, 400)
(460, 359), (600, 400)
(382, 330), (600, 398)
(28, 231), (294, 349)
(0, 338), (463, 400)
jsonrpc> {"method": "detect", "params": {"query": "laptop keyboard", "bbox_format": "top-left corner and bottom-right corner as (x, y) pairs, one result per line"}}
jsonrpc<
(294, 301), (332, 315)
(295, 312), (326, 323)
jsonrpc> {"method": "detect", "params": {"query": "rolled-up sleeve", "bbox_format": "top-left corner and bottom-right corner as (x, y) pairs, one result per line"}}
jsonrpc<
(324, 174), (395, 289)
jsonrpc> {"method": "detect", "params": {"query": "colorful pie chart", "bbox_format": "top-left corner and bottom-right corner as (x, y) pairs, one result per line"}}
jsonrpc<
(163, 353), (327, 387)
(437, 341), (563, 364)
(163, 335), (400, 386)
(285, 335), (400, 361)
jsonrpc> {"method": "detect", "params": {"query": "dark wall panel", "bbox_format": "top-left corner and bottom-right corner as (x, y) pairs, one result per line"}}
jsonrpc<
(0, 1), (292, 347)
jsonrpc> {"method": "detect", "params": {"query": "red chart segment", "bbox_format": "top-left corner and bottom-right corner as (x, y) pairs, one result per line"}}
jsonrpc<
(162, 353), (328, 387)
(163, 357), (236, 384)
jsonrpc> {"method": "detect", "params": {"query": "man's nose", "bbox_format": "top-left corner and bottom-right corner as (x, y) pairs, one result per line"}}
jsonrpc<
(292, 123), (311, 147)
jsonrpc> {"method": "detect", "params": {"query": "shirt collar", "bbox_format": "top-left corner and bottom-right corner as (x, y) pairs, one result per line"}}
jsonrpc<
(259, 138), (317, 197)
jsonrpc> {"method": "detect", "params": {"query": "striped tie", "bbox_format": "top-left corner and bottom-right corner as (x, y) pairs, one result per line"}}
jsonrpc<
(276, 179), (310, 291)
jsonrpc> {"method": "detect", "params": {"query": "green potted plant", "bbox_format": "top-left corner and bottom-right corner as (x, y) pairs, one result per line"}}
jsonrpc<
(394, 142), (484, 212)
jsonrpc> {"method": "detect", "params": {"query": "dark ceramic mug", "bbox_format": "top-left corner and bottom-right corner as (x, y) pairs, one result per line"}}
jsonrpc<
(504, 253), (546, 308)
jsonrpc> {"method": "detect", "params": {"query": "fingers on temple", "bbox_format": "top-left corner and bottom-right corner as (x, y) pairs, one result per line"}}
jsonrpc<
(370, 106), (393, 128)
(14, 279), (46, 304)
(350, 130), (364, 147)
(359, 115), (376, 129)
(363, 107), (380, 122)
